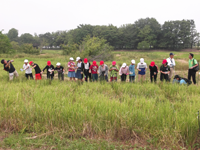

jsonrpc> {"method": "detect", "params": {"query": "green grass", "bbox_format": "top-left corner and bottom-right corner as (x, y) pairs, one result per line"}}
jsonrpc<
(0, 50), (200, 149)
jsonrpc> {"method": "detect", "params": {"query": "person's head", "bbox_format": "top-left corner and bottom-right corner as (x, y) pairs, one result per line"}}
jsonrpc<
(174, 75), (181, 81)
(100, 60), (104, 67)
(1, 59), (7, 64)
(76, 57), (81, 62)
(189, 53), (194, 59)
(47, 61), (51, 66)
(131, 60), (135, 65)
(112, 61), (116, 66)
(69, 57), (74, 62)
(170, 53), (174, 59)
(56, 62), (61, 68)
(24, 59), (28, 65)
(162, 59), (167, 66)
(122, 63), (126, 68)
(93, 61), (96, 65)
(29, 61), (34, 66)
(150, 61), (155, 67)
(84, 58), (88, 64)
(140, 58), (144, 64)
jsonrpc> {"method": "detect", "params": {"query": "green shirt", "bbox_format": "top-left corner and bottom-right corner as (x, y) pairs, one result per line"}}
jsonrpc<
(189, 58), (197, 68)
(109, 65), (118, 77)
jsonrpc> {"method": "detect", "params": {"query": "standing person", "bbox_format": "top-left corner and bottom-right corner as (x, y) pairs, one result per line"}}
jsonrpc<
(83, 58), (91, 82)
(188, 53), (198, 84)
(23, 59), (33, 79)
(137, 58), (147, 82)
(166, 53), (176, 81)
(1, 59), (19, 80)
(98, 61), (108, 82)
(109, 61), (119, 82)
(54, 62), (64, 81)
(89, 61), (98, 82)
(129, 60), (136, 82)
(160, 59), (170, 82)
(119, 63), (129, 82)
(149, 61), (158, 83)
(68, 57), (76, 81)
(75, 57), (84, 81)
(41, 61), (54, 80)
(29, 61), (42, 80)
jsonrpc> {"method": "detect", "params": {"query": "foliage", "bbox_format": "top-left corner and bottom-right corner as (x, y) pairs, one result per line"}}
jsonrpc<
(61, 43), (79, 55)
(0, 31), (13, 54)
(7, 28), (19, 42)
(20, 43), (40, 55)
(137, 41), (150, 50)
(10, 41), (20, 52)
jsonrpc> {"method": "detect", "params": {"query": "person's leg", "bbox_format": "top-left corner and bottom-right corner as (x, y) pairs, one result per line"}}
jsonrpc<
(61, 73), (64, 81)
(96, 74), (98, 82)
(150, 74), (153, 83)
(188, 70), (192, 81)
(30, 73), (33, 79)
(14, 70), (19, 78)
(9, 73), (14, 80)
(154, 74), (157, 83)
(121, 75), (123, 82)
(25, 74), (28, 79)
(129, 76), (132, 82)
(192, 70), (196, 84)
(105, 75), (108, 82)
(169, 68), (173, 81)
(142, 75), (145, 82)
(84, 70), (88, 82)
(124, 75), (127, 81)
(133, 76), (135, 82)
(138, 74), (141, 81)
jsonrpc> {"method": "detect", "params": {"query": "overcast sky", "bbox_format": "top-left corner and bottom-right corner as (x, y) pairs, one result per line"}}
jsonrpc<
(1, 0), (200, 35)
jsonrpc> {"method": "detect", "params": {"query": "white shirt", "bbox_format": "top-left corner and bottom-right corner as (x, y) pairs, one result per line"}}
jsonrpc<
(84, 62), (89, 69)
(23, 64), (32, 74)
(137, 62), (147, 69)
(166, 57), (175, 68)
(77, 62), (82, 68)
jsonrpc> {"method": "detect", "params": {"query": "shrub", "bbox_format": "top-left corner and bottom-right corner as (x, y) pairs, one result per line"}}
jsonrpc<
(137, 41), (150, 50)
(0, 31), (13, 54)
(20, 43), (40, 55)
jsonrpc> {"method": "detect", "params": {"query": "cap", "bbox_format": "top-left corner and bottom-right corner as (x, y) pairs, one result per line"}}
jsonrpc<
(112, 61), (116, 65)
(76, 57), (80, 61)
(131, 60), (135, 64)
(56, 62), (61, 66)
(29, 61), (33, 65)
(93, 61), (96, 65)
(150, 61), (155, 66)
(1, 59), (5, 64)
(140, 58), (144, 63)
(47, 61), (51, 66)
(24, 59), (28, 63)
(84, 58), (88, 63)
(162, 59), (167, 64)
(122, 63), (126, 67)
(170, 53), (174, 56)
(100, 60), (104, 65)
(70, 57), (74, 61)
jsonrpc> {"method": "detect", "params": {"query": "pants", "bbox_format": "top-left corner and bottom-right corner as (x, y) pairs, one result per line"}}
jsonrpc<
(9, 70), (19, 80)
(92, 74), (98, 81)
(160, 73), (169, 82)
(188, 69), (196, 84)
(121, 74), (127, 82)
(35, 73), (42, 80)
(25, 73), (33, 79)
(110, 77), (117, 82)
(84, 69), (91, 82)
(150, 73), (157, 83)
(169, 67), (174, 80)
(47, 74), (54, 80)
(129, 76), (135, 82)
(58, 72), (64, 80)
(99, 74), (108, 82)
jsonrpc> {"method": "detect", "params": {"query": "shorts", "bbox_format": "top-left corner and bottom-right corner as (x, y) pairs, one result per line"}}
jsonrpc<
(110, 77), (117, 82)
(68, 71), (75, 78)
(92, 74), (98, 81)
(35, 73), (42, 80)
(9, 70), (19, 80)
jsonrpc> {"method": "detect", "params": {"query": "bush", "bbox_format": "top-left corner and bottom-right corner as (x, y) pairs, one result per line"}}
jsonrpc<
(11, 41), (20, 52)
(20, 43), (40, 55)
(0, 31), (13, 54)
(137, 41), (150, 50)
(61, 43), (79, 55)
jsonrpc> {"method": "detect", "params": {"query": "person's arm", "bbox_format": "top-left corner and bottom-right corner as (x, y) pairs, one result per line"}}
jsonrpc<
(173, 59), (176, 66)
(42, 66), (47, 73)
(81, 63), (84, 73)
(126, 66), (129, 75)
(105, 66), (109, 76)
(191, 59), (198, 69)
(31, 65), (37, 70)
(119, 67), (122, 75)
(5, 60), (13, 68)
(145, 64), (147, 71)
(109, 66), (113, 71)
(137, 64), (141, 71)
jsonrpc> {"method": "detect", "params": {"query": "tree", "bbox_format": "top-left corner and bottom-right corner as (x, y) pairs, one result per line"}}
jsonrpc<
(7, 28), (18, 42)
(19, 33), (35, 44)
(0, 31), (12, 53)
(10, 41), (20, 52)
(189, 20), (199, 48)
(137, 41), (150, 50)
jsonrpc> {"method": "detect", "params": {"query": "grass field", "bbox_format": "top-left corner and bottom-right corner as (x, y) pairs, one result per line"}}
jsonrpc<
(0, 50), (200, 149)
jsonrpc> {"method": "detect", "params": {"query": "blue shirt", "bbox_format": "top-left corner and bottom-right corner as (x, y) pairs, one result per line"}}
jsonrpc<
(129, 65), (135, 76)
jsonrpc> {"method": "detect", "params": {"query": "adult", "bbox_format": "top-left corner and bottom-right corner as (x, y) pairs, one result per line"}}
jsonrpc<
(119, 63), (129, 82)
(98, 61), (108, 82)
(129, 60), (136, 82)
(173, 75), (187, 85)
(41, 61), (54, 80)
(149, 61), (158, 83)
(109, 61), (119, 82)
(55, 62), (64, 81)
(188, 53), (198, 84)
(89, 61), (98, 82)
(83, 58), (91, 82)
(166, 53), (176, 81)
(29, 61), (42, 80)
(68, 57), (76, 81)
(1, 59), (18, 80)
(23, 59), (33, 79)
(75, 57), (84, 81)
(137, 58), (147, 82)
(160, 59), (170, 82)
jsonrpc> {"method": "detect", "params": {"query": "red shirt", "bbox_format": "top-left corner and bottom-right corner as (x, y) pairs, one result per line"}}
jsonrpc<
(89, 65), (98, 74)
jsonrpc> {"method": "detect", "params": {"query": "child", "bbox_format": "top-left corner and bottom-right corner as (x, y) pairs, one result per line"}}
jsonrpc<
(137, 58), (147, 82)
(109, 61), (119, 82)
(55, 62), (64, 81)
(29, 61), (42, 80)
(89, 61), (98, 82)
(99, 61), (108, 82)
(119, 63), (129, 82)
(129, 60), (136, 82)
(41, 61), (54, 80)
(160, 59), (170, 82)
(23, 59), (33, 79)
(75, 57), (84, 81)
(83, 58), (91, 82)
(68, 57), (76, 81)
(149, 61), (158, 83)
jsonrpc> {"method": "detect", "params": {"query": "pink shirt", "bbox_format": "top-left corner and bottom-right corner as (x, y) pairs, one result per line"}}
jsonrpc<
(119, 66), (129, 75)
(68, 62), (75, 72)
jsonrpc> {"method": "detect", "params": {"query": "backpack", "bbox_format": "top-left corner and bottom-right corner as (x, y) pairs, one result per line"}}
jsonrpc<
(181, 78), (192, 85)
(193, 59), (199, 72)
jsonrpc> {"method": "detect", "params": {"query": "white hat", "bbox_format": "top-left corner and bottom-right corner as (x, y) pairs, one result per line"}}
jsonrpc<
(140, 58), (144, 63)
(70, 57), (74, 60)
(24, 59), (28, 63)
(131, 60), (135, 64)
(56, 62), (61, 66)
(122, 63), (126, 67)
(76, 57), (80, 62)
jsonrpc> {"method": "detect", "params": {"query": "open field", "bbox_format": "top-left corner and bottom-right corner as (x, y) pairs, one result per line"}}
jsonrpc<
(0, 50), (200, 149)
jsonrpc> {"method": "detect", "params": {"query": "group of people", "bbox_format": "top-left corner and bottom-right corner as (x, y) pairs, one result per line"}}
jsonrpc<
(1, 53), (198, 85)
